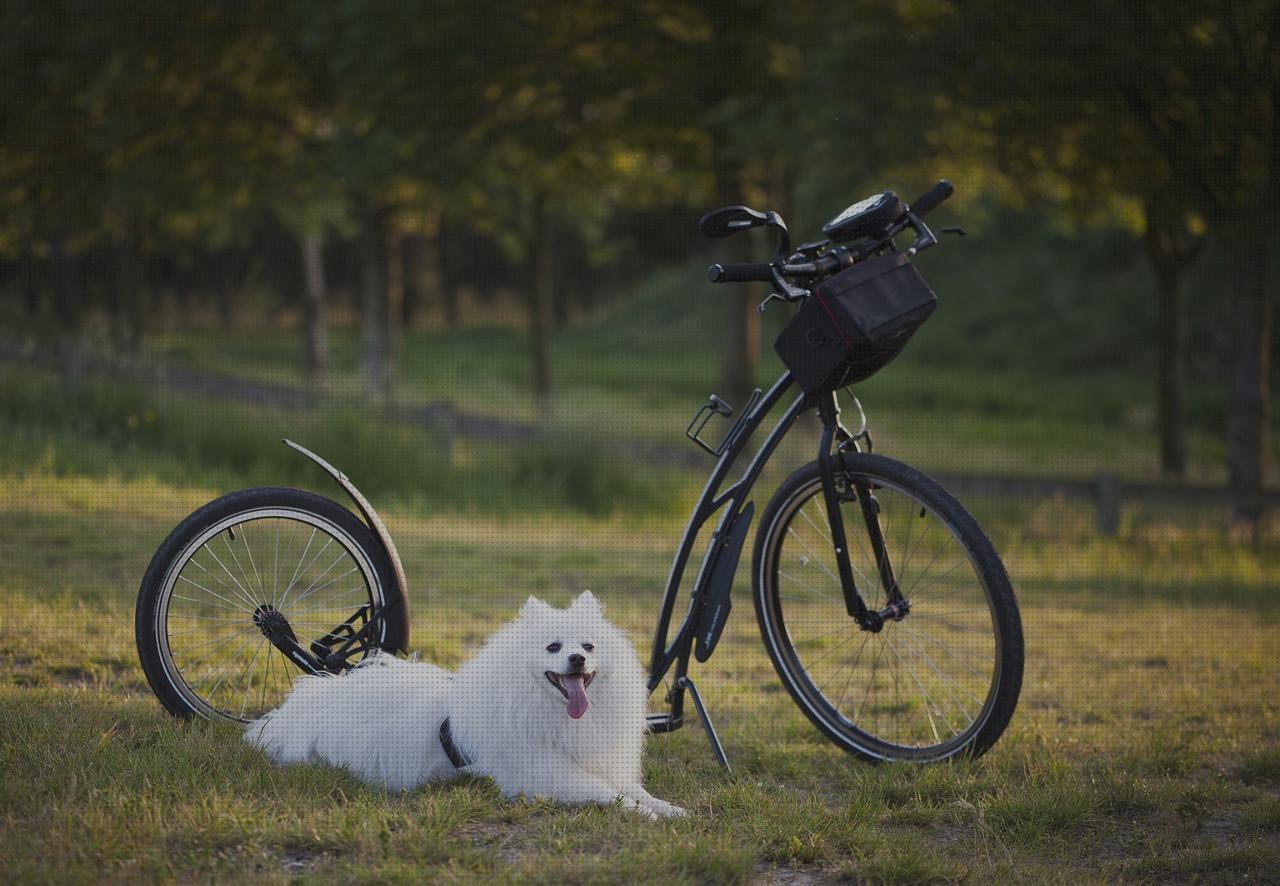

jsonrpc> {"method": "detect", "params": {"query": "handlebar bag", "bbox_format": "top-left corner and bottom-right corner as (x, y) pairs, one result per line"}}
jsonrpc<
(774, 252), (936, 394)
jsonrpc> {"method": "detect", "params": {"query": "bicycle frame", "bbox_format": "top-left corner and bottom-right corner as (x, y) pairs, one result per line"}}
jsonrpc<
(646, 372), (907, 748)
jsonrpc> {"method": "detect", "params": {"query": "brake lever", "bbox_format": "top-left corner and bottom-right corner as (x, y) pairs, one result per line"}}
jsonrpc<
(903, 211), (938, 257)
(757, 292), (786, 313)
(759, 267), (810, 313)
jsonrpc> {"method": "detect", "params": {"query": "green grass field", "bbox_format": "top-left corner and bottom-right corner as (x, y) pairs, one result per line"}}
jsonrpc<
(3, 221), (1279, 881)
(2, 461), (1278, 882)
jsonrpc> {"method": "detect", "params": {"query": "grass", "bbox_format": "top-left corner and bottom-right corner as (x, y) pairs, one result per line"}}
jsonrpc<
(0, 366), (686, 518)
(1, 472), (1277, 882)
(1, 223), (1278, 880)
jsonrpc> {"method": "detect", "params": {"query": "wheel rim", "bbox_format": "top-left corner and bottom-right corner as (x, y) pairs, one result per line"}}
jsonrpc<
(761, 474), (1002, 759)
(155, 508), (385, 723)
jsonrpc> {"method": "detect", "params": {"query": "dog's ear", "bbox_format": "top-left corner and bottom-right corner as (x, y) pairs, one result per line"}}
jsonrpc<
(520, 596), (553, 618)
(570, 590), (602, 613)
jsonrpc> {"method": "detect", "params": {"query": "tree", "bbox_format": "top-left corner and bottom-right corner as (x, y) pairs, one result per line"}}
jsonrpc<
(934, 1), (1276, 503)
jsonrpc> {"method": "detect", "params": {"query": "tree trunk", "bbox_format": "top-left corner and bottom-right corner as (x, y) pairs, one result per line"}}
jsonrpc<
(437, 215), (460, 327)
(116, 237), (145, 352)
(50, 233), (80, 332)
(21, 249), (39, 317)
(401, 235), (422, 328)
(1143, 201), (1200, 480)
(1153, 264), (1187, 478)
(299, 232), (329, 387)
(385, 227), (405, 360)
(1226, 236), (1273, 522)
(547, 222), (569, 327)
(527, 193), (554, 414)
(360, 207), (391, 400)
(416, 213), (445, 329)
(216, 250), (238, 330)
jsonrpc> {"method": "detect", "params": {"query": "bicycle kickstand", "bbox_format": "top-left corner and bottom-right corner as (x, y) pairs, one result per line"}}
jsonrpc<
(675, 676), (731, 773)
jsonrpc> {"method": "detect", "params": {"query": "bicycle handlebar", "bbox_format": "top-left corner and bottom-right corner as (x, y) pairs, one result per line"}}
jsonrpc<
(708, 262), (774, 284)
(909, 180), (953, 218)
(707, 179), (956, 296)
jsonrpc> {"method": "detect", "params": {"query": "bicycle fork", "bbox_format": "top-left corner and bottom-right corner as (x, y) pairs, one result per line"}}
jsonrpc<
(814, 391), (908, 631)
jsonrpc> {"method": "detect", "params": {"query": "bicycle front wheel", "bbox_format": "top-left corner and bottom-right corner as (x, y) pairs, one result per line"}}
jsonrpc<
(752, 453), (1023, 762)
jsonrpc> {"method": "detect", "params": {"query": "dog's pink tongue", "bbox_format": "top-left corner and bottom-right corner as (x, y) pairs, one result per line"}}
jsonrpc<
(563, 674), (589, 719)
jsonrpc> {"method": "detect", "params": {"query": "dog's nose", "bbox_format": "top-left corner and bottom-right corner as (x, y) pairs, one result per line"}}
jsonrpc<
(568, 653), (586, 669)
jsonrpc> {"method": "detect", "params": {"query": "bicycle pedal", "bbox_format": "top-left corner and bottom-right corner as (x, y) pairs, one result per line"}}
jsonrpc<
(645, 712), (683, 733)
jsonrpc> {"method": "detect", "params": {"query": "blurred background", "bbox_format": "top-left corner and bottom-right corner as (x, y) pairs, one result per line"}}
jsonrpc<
(2, 2), (1279, 879)
(1, 3), (1277, 637)
(1, 1), (1276, 523)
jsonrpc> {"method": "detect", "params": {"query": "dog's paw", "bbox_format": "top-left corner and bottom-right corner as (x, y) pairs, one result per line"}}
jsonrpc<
(643, 798), (687, 818)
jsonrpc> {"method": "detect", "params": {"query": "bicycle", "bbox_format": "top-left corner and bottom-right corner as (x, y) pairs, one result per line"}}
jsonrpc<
(136, 180), (1024, 767)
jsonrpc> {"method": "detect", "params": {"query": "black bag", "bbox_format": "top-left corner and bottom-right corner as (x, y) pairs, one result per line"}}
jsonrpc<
(774, 252), (937, 393)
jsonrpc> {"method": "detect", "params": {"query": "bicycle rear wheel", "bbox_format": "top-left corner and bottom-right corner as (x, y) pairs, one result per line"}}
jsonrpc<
(752, 453), (1023, 762)
(136, 487), (408, 723)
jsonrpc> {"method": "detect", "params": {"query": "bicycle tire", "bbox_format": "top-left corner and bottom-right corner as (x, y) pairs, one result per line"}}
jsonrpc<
(752, 453), (1023, 762)
(136, 487), (408, 723)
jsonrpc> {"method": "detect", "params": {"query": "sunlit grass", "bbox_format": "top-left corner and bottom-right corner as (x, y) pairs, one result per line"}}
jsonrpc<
(1, 473), (1277, 880)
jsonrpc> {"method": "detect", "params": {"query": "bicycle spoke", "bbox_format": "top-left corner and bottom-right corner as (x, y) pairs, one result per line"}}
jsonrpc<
(272, 520), (282, 607)
(792, 504), (877, 592)
(171, 591), (253, 615)
(884, 634), (945, 741)
(206, 542), (260, 609)
(764, 466), (1015, 757)
(278, 527), (319, 609)
(278, 534), (336, 611)
(892, 631), (980, 719)
(222, 532), (260, 606)
(238, 638), (267, 720)
(240, 521), (266, 601)
(190, 630), (260, 693)
(175, 574), (255, 614)
(286, 562), (359, 611)
(904, 555), (972, 603)
(285, 590), (369, 620)
(777, 569), (838, 599)
(187, 555), (259, 611)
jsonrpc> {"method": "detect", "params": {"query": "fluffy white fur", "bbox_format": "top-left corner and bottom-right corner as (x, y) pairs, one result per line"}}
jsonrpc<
(245, 591), (684, 818)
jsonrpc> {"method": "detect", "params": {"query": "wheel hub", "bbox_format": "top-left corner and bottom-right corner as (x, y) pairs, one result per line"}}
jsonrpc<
(252, 604), (293, 639)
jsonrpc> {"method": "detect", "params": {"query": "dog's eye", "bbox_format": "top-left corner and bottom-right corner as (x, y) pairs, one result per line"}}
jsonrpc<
(546, 642), (562, 653)
(581, 643), (595, 652)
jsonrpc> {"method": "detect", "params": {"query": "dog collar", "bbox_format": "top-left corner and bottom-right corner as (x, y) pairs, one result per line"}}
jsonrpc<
(439, 717), (472, 769)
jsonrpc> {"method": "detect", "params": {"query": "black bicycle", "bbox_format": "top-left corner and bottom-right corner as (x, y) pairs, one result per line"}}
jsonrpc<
(136, 180), (1023, 766)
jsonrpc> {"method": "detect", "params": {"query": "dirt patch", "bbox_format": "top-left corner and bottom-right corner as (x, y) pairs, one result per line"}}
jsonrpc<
(752, 862), (830, 885)
(454, 821), (530, 864)
(280, 846), (337, 873)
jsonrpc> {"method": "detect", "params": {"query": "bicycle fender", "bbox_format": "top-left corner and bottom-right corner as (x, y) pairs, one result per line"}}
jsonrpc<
(694, 502), (754, 663)
(282, 438), (410, 651)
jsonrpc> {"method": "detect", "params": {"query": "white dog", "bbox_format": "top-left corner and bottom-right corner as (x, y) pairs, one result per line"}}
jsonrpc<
(246, 591), (684, 818)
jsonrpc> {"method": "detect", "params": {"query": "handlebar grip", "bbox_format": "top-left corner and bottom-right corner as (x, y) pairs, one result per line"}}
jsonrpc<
(709, 262), (774, 283)
(910, 180), (954, 218)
